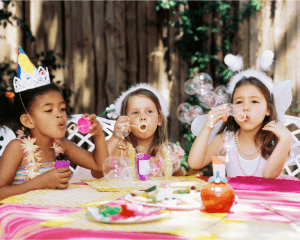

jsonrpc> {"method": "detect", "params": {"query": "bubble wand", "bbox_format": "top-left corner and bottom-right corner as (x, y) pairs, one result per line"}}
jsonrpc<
(67, 109), (148, 134)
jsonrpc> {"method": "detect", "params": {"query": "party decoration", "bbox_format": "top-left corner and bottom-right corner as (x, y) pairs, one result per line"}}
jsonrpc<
(13, 47), (50, 93)
(200, 171), (235, 213)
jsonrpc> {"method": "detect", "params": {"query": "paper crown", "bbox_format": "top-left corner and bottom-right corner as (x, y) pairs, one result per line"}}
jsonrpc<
(13, 47), (50, 93)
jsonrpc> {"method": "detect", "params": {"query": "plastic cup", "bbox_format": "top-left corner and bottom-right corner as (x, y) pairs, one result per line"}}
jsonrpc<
(136, 153), (150, 181)
(55, 161), (70, 169)
(212, 156), (226, 178)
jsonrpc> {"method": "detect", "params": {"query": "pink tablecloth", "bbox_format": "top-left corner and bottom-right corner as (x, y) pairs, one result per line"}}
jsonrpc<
(0, 203), (187, 240)
(227, 176), (300, 193)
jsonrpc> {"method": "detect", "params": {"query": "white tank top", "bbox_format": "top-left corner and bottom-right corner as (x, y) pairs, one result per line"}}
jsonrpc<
(224, 132), (267, 177)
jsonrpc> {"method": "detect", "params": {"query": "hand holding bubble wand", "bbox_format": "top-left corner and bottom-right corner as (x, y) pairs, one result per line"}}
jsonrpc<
(67, 108), (148, 135)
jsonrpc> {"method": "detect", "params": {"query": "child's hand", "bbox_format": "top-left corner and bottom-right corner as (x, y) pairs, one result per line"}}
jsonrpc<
(205, 105), (228, 129)
(39, 167), (72, 189)
(81, 114), (103, 136)
(114, 116), (130, 139)
(262, 120), (293, 143)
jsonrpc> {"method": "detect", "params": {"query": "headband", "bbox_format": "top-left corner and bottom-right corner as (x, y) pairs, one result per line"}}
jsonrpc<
(191, 50), (294, 138)
(113, 83), (169, 120)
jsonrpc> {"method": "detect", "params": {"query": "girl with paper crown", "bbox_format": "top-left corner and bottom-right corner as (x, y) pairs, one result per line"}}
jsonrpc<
(0, 47), (109, 200)
(92, 83), (184, 179)
(188, 50), (294, 179)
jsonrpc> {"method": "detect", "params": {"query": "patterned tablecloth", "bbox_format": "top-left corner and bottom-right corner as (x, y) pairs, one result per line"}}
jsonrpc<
(1, 177), (300, 239)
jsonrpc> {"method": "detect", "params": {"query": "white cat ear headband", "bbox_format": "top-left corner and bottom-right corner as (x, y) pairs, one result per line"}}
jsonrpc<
(191, 50), (294, 138)
(112, 83), (169, 120)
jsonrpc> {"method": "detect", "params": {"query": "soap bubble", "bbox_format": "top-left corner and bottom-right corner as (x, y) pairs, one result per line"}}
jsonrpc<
(176, 103), (193, 123)
(136, 145), (145, 154)
(193, 72), (213, 85)
(198, 91), (217, 109)
(186, 106), (203, 124)
(196, 83), (214, 100)
(214, 85), (227, 95)
(103, 156), (129, 179)
(184, 79), (197, 95)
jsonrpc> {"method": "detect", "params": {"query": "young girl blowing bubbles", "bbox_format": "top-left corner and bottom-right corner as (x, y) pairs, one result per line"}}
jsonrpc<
(0, 47), (108, 201)
(188, 50), (294, 179)
(92, 84), (184, 178)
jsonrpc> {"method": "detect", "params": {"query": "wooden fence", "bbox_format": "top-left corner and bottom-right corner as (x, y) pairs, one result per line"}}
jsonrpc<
(1, 0), (300, 146)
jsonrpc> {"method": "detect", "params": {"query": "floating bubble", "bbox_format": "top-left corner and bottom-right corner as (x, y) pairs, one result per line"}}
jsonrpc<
(196, 83), (214, 100)
(193, 72), (213, 85)
(199, 91), (217, 109)
(103, 156), (129, 179)
(186, 106), (203, 124)
(214, 85), (227, 95)
(176, 103), (193, 123)
(184, 79), (197, 95)
(136, 145), (145, 154)
(214, 93), (230, 106)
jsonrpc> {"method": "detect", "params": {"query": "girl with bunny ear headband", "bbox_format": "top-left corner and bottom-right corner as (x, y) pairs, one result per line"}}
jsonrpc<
(188, 50), (294, 179)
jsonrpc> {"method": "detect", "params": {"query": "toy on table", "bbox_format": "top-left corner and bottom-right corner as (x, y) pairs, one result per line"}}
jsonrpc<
(200, 171), (235, 213)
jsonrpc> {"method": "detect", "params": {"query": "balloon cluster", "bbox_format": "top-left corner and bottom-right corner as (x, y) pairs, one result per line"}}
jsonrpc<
(177, 72), (229, 124)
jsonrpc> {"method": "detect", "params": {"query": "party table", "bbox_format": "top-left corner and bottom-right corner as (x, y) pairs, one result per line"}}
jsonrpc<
(1, 176), (300, 239)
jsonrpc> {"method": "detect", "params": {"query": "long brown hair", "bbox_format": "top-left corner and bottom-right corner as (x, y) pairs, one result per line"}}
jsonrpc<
(218, 77), (278, 159)
(120, 89), (168, 156)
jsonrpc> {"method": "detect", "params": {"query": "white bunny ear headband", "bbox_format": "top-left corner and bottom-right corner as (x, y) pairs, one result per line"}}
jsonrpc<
(225, 50), (294, 123)
(111, 83), (169, 120)
(191, 50), (294, 138)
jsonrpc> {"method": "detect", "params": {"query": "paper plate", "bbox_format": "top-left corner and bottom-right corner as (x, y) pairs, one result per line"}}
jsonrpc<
(125, 187), (202, 210)
(86, 206), (170, 224)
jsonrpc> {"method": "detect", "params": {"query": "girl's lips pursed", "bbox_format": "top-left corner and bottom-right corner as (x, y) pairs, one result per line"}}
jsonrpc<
(58, 124), (66, 129)
(244, 116), (250, 121)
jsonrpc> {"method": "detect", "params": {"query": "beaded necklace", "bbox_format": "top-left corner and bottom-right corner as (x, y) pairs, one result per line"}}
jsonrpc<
(234, 129), (262, 176)
(17, 128), (63, 179)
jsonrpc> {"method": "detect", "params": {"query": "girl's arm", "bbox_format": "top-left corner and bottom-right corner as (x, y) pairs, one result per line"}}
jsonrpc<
(262, 121), (293, 179)
(0, 140), (71, 201)
(63, 114), (109, 172)
(188, 107), (227, 169)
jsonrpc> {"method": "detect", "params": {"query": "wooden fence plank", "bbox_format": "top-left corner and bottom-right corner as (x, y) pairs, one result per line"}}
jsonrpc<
(126, 1), (138, 87)
(105, 1), (116, 105)
(137, 1), (147, 83)
(238, 0), (250, 70)
(115, 1), (127, 95)
(81, 1), (95, 113)
(70, 1), (83, 113)
(93, 1), (107, 114)
(146, 1), (158, 86)
(286, 0), (298, 116)
(273, 0), (287, 85)
(63, 1), (73, 98)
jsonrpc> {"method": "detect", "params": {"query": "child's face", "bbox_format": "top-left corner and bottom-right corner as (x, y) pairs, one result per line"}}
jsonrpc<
(29, 91), (67, 139)
(233, 84), (270, 130)
(126, 95), (162, 141)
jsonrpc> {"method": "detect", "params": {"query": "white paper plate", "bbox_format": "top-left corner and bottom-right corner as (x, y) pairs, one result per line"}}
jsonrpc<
(125, 188), (202, 210)
(86, 206), (170, 224)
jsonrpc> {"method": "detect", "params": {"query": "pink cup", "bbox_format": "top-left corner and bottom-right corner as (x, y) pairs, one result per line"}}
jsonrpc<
(55, 161), (70, 169)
